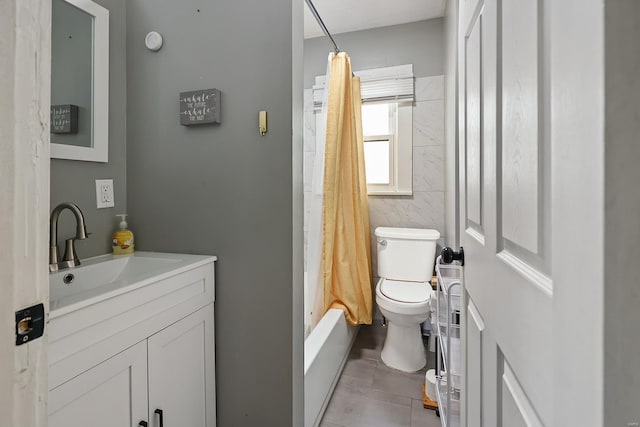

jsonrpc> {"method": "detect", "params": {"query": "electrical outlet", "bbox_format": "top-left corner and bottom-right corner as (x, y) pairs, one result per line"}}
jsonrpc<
(95, 179), (114, 208)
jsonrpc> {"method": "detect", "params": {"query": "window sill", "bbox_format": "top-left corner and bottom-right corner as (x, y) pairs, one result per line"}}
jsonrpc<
(367, 190), (413, 197)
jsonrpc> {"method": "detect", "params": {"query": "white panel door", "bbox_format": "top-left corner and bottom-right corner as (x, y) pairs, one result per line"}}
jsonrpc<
(456, 0), (602, 425)
(460, 1), (551, 423)
(48, 341), (148, 427)
(148, 304), (216, 427)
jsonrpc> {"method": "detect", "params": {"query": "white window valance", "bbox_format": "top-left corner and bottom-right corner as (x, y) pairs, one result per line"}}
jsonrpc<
(312, 64), (414, 109)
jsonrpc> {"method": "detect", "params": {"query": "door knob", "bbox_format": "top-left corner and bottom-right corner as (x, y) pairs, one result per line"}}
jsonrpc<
(441, 246), (464, 266)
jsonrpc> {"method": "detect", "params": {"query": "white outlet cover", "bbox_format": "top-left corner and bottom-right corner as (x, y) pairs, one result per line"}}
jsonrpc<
(95, 179), (114, 208)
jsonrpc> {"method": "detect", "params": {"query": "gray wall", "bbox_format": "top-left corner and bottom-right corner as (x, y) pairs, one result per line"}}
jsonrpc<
(604, 0), (640, 424)
(50, 0), (127, 258)
(304, 18), (444, 88)
(126, 1), (294, 425)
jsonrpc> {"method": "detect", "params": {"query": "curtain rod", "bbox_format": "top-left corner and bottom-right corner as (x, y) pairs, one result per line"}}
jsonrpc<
(305, 0), (340, 54)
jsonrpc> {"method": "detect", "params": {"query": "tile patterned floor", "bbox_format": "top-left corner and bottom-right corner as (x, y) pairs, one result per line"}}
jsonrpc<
(320, 324), (441, 427)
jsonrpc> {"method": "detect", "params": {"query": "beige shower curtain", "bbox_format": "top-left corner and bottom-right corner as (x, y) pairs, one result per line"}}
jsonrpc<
(321, 52), (372, 326)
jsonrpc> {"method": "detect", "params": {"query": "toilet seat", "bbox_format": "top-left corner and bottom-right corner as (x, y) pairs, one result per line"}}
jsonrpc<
(375, 279), (431, 316)
(379, 279), (431, 303)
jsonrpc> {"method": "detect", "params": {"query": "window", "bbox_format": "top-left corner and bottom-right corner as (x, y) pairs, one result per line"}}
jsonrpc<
(362, 103), (393, 185)
(312, 64), (415, 196)
(361, 101), (413, 195)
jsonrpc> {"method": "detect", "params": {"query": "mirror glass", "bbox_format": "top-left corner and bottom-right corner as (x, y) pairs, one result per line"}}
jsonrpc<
(51, 0), (92, 148)
(50, 0), (109, 162)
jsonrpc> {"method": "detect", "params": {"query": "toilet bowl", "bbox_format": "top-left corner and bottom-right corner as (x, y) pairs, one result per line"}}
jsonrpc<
(376, 278), (431, 372)
(374, 227), (440, 372)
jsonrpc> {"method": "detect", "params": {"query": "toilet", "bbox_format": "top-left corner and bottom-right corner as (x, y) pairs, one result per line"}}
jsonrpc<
(375, 227), (440, 372)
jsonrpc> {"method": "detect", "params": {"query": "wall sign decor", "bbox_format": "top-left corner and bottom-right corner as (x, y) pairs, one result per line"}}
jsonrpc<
(50, 104), (79, 134)
(179, 89), (221, 126)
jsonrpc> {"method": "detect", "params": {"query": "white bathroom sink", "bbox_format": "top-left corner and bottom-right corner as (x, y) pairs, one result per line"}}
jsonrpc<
(48, 250), (216, 390)
(49, 251), (213, 315)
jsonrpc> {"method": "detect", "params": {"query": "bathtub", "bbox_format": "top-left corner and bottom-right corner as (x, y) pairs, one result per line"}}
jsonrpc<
(304, 308), (359, 427)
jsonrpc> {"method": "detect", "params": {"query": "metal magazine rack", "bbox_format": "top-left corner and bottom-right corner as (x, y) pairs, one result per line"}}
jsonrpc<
(435, 250), (463, 427)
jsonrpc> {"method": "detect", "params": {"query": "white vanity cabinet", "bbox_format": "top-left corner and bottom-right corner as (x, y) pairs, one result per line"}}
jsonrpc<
(49, 305), (215, 427)
(48, 253), (216, 427)
(49, 340), (148, 427)
(148, 304), (215, 427)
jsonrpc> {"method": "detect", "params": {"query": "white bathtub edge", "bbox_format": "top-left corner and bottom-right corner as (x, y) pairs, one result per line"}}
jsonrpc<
(304, 308), (359, 427)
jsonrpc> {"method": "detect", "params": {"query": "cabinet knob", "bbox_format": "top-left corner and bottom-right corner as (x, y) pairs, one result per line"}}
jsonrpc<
(155, 409), (164, 427)
(441, 246), (465, 266)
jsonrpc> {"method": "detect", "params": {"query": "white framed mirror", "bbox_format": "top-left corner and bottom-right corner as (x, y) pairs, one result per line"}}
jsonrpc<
(51, 0), (109, 162)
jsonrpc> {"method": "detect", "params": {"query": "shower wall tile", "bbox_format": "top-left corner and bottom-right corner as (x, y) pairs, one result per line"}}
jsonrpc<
(419, 191), (445, 234)
(304, 88), (314, 112)
(413, 100), (444, 147)
(304, 151), (315, 192)
(304, 190), (311, 271)
(304, 110), (316, 153)
(370, 238), (379, 285)
(304, 191), (311, 231)
(415, 75), (444, 102)
(368, 192), (445, 233)
(304, 229), (308, 270)
(413, 145), (445, 192)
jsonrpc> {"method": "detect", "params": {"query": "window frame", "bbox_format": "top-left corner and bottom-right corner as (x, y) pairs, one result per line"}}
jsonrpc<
(363, 101), (396, 187)
(362, 101), (413, 196)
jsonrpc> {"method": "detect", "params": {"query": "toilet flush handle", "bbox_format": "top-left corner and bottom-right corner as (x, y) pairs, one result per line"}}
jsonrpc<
(377, 239), (387, 246)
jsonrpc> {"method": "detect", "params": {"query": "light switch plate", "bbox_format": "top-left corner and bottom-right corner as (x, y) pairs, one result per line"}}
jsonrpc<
(95, 179), (114, 208)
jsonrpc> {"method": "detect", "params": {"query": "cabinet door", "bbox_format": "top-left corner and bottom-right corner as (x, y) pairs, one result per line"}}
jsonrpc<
(49, 341), (148, 427)
(148, 304), (216, 427)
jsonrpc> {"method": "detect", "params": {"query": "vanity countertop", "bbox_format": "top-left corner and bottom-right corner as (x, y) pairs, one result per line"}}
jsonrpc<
(49, 251), (217, 317)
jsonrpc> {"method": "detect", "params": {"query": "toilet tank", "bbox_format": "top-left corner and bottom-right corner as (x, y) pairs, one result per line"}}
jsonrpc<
(375, 227), (440, 282)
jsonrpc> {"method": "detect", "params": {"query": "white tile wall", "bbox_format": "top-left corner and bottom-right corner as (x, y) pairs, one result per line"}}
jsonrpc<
(303, 89), (315, 269)
(303, 152), (315, 192)
(415, 75), (445, 102)
(303, 88), (314, 112)
(413, 145), (445, 192)
(368, 191), (445, 232)
(413, 100), (445, 147)
(303, 111), (315, 153)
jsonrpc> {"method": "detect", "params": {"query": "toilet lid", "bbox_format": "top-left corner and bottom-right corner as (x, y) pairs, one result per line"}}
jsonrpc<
(380, 279), (431, 303)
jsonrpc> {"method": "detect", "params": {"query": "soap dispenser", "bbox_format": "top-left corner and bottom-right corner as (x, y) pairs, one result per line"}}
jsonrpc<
(112, 214), (134, 255)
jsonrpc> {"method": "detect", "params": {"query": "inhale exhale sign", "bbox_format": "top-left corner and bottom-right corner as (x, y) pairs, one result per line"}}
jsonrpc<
(50, 104), (79, 134)
(179, 89), (221, 125)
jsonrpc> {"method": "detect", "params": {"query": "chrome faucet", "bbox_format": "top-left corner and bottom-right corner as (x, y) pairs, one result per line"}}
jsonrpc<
(49, 202), (90, 272)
